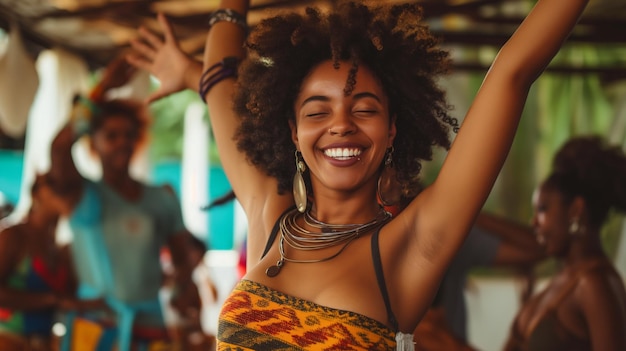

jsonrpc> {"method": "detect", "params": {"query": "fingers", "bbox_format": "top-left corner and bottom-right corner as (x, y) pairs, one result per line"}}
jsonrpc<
(125, 52), (151, 72)
(128, 37), (157, 63)
(139, 25), (165, 51)
(157, 13), (176, 44)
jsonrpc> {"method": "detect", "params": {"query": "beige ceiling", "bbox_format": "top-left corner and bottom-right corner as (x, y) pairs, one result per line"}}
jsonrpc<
(0, 0), (625, 74)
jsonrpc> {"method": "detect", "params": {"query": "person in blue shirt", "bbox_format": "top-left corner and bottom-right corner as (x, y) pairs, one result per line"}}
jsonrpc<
(47, 58), (200, 351)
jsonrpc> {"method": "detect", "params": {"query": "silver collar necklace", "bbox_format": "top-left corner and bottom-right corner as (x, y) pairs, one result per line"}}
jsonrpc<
(265, 207), (391, 277)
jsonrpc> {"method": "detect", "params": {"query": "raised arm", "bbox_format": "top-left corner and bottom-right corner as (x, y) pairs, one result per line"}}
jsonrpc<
(475, 212), (544, 266)
(49, 119), (83, 207)
(202, 1), (294, 256)
(202, 1), (259, 210)
(405, 0), (588, 266)
(49, 57), (136, 209)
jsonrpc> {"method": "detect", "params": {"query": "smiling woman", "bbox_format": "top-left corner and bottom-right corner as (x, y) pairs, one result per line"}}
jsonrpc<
(288, 61), (399, 201)
(126, 0), (589, 349)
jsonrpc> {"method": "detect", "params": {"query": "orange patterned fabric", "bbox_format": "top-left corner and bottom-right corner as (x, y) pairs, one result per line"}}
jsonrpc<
(218, 279), (397, 350)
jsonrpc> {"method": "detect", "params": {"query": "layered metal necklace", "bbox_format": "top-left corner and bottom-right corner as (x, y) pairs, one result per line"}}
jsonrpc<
(265, 207), (392, 277)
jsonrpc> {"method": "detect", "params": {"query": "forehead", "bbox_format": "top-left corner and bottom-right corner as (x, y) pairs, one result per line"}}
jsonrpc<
(98, 114), (138, 130)
(297, 60), (386, 102)
(534, 184), (563, 204)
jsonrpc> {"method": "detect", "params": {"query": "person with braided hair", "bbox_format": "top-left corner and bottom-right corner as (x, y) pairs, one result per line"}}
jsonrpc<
(127, 0), (588, 349)
(503, 136), (626, 351)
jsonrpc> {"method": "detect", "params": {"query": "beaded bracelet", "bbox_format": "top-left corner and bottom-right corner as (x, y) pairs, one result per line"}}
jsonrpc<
(198, 56), (240, 102)
(208, 8), (247, 31)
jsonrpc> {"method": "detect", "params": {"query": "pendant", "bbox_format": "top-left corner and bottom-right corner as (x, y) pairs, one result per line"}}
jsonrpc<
(265, 260), (283, 277)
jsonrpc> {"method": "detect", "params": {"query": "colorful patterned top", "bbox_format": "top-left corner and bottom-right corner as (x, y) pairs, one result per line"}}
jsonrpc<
(218, 279), (397, 350)
(217, 210), (405, 350)
(0, 255), (70, 336)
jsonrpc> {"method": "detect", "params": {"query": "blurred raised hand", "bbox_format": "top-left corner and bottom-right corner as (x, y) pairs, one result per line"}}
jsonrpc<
(91, 55), (137, 102)
(127, 13), (202, 104)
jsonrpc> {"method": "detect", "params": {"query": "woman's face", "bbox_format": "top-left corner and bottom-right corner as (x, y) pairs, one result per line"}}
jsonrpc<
(91, 115), (138, 172)
(531, 185), (572, 257)
(291, 60), (396, 196)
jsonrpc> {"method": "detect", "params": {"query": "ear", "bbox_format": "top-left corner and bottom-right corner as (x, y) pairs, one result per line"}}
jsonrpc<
(568, 196), (586, 219)
(387, 114), (397, 148)
(288, 119), (300, 151)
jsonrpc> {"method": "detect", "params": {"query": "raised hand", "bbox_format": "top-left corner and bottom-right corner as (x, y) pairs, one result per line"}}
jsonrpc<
(127, 13), (202, 104)
(91, 55), (137, 102)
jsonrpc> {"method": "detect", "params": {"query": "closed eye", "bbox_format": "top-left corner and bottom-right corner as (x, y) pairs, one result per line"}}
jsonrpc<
(305, 112), (328, 118)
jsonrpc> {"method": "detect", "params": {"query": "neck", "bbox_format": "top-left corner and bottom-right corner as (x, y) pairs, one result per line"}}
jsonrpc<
(563, 227), (606, 266)
(102, 167), (133, 188)
(309, 190), (382, 225)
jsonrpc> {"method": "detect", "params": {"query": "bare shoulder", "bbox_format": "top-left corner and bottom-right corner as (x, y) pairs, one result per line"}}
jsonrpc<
(576, 265), (626, 301)
(0, 224), (21, 246)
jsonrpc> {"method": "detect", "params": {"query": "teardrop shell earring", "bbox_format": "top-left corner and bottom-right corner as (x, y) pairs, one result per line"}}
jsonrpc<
(293, 150), (307, 213)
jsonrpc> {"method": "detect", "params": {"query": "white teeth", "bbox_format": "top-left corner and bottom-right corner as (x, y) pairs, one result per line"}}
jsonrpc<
(324, 148), (362, 159)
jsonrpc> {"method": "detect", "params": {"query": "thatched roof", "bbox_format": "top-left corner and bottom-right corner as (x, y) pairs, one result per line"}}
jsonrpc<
(1, 0), (625, 74)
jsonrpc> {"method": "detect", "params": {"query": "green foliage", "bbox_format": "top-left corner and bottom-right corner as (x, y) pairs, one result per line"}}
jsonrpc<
(430, 43), (626, 277)
(148, 88), (221, 165)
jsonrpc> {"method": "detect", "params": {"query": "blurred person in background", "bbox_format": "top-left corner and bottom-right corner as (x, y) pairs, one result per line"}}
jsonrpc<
(47, 57), (199, 351)
(504, 136), (626, 351)
(0, 175), (100, 351)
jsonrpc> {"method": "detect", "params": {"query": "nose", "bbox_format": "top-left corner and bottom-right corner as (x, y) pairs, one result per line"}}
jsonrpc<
(112, 130), (137, 146)
(327, 111), (356, 136)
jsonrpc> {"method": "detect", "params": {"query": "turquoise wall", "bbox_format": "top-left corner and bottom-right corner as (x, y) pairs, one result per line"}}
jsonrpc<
(0, 151), (234, 250)
(151, 160), (235, 250)
(0, 150), (24, 205)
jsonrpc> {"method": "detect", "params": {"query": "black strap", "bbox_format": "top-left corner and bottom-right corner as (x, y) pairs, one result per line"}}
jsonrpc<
(260, 206), (296, 260)
(371, 228), (399, 331)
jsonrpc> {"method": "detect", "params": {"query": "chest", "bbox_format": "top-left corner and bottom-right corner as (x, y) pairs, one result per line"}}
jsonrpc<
(516, 272), (587, 340)
(245, 231), (392, 327)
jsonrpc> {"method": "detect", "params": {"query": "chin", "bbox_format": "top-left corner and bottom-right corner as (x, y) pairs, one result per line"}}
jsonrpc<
(105, 160), (131, 172)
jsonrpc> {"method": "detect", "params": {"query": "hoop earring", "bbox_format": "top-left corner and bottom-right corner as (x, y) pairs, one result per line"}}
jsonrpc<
(293, 151), (308, 213)
(377, 147), (402, 206)
(569, 217), (585, 236)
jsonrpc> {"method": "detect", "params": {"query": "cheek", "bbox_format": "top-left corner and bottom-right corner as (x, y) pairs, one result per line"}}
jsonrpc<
(536, 213), (546, 227)
(90, 136), (104, 154)
(295, 124), (324, 147)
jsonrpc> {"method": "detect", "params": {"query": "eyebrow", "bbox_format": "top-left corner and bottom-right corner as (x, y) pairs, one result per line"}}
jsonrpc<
(352, 92), (382, 103)
(299, 92), (381, 108)
(300, 95), (329, 108)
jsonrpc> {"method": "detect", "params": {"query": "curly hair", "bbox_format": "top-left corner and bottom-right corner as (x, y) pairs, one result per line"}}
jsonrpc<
(233, 0), (455, 196)
(544, 136), (626, 228)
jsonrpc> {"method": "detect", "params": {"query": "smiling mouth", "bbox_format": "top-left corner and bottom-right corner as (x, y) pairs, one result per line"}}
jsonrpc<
(323, 148), (362, 160)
